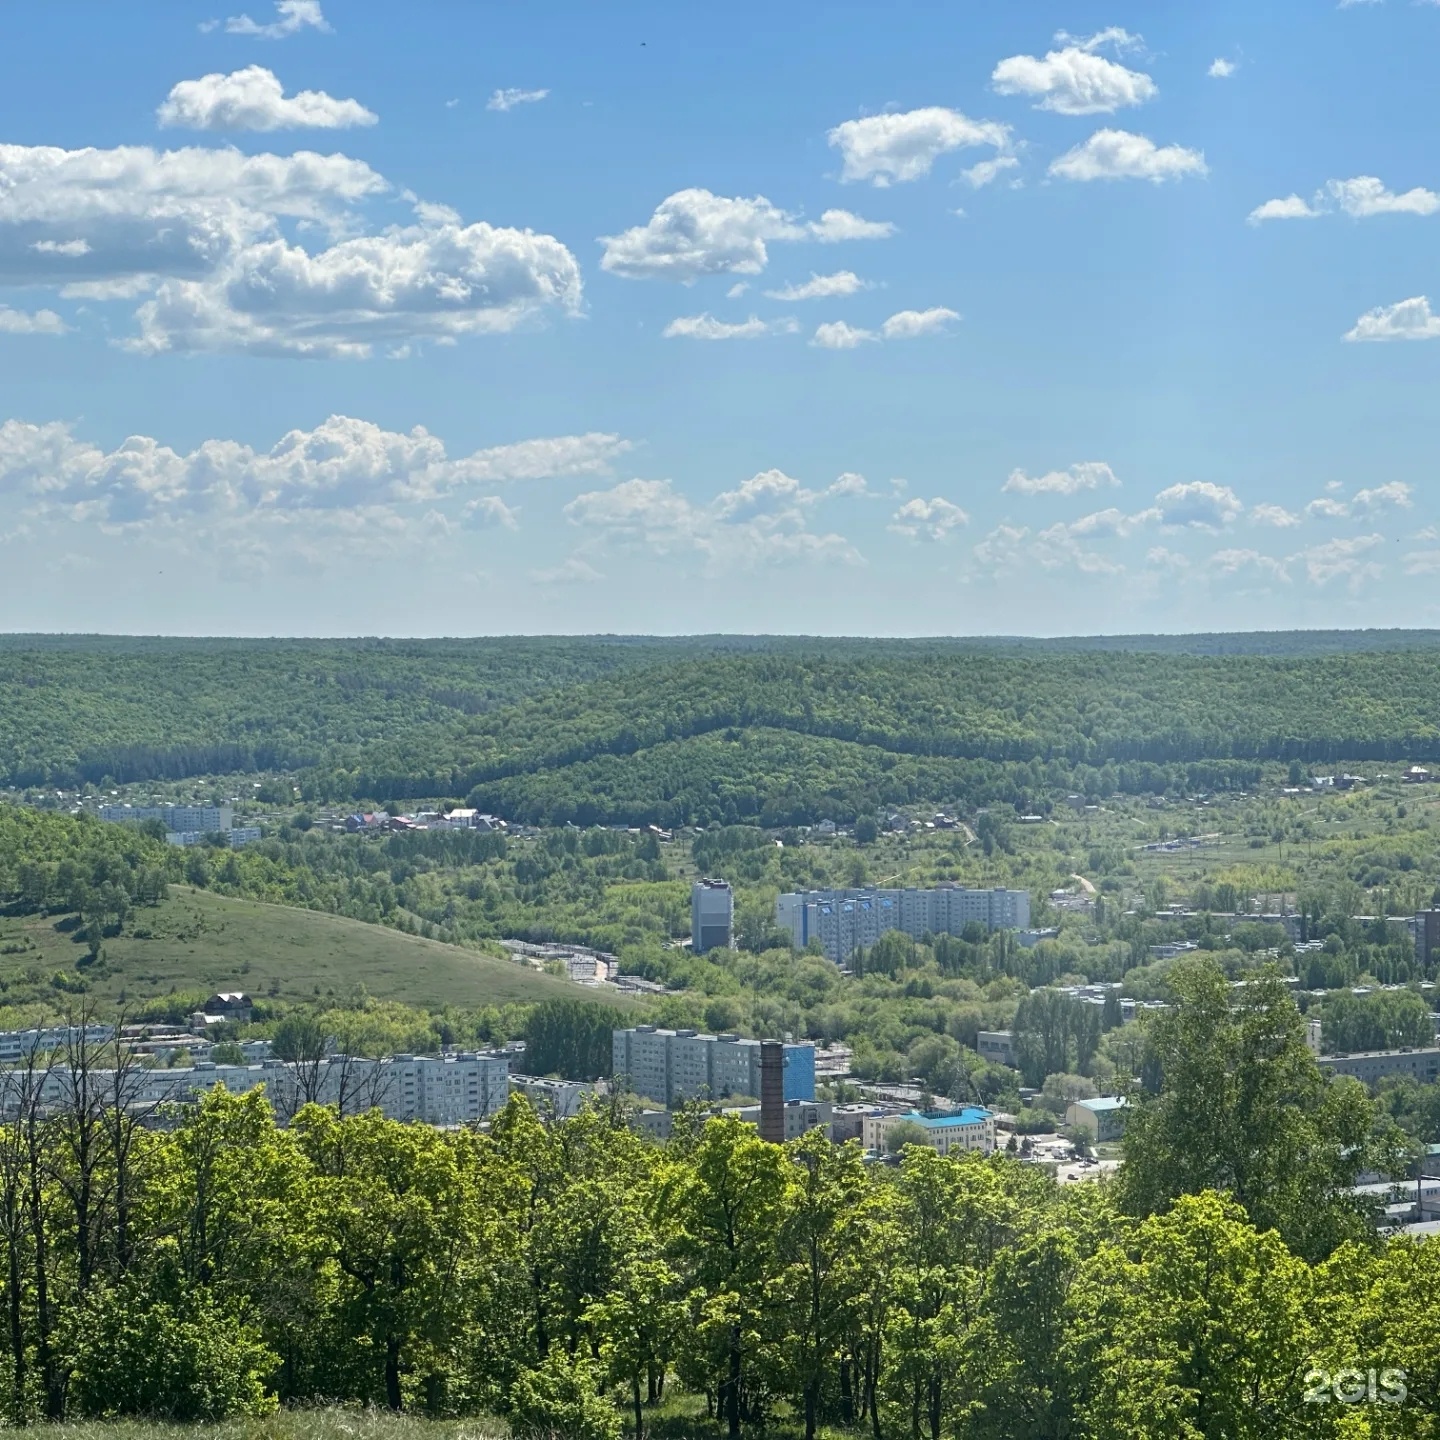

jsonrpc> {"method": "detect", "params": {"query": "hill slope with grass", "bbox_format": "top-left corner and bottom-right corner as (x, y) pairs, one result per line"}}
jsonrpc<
(0, 885), (614, 1014)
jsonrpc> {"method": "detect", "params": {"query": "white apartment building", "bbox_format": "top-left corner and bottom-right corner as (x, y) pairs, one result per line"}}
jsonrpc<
(101, 804), (233, 832)
(0, 1051), (510, 1127)
(776, 886), (1031, 963)
(0, 1025), (114, 1064)
(612, 1027), (816, 1107)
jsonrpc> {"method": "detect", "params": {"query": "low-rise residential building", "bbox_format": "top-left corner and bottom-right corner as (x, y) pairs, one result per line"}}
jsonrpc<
(1065, 1096), (1129, 1142)
(1016, 928), (1060, 949)
(862, 1107), (996, 1157)
(829, 1102), (896, 1144)
(722, 1098), (834, 1141)
(204, 991), (253, 1022)
(1318, 1048), (1440, 1086)
(976, 1030), (1017, 1067)
(509, 1074), (596, 1118)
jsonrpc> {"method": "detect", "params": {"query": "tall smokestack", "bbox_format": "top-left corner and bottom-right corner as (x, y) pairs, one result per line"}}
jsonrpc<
(760, 1040), (785, 1144)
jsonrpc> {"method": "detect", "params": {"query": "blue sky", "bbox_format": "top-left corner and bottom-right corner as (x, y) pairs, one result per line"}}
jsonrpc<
(1, 0), (1439, 636)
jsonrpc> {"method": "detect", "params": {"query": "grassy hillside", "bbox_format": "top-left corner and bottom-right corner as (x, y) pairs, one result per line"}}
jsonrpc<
(0, 886), (617, 1013)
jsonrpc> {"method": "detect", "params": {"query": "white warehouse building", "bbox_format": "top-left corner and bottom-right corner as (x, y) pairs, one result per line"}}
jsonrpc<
(776, 886), (1031, 964)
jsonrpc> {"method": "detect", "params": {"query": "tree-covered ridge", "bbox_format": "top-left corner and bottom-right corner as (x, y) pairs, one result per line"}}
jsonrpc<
(11, 638), (1440, 822)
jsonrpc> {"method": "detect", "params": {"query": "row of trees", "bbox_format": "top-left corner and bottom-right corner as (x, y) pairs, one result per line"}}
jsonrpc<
(0, 960), (1418, 1438)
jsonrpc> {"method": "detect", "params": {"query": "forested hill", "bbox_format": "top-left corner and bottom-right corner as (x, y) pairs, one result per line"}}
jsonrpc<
(7, 636), (1440, 823)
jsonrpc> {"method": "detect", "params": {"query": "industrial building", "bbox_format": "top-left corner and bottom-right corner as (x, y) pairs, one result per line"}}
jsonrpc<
(976, 1030), (1018, 1067)
(775, 886), (1031, 963)
(1065, 1095), (1129, 1142)
(611, 1026), (816, 1107)
(691, 879), (734, 953)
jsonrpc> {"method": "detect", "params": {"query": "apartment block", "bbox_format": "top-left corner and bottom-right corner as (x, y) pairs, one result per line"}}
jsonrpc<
(612, 1026), (817, 1107)
(691, 879), (734, 954)
(101, 804), (233, 832)
(0, 1051), (511, 1128)
(775, 886), (1031, 964)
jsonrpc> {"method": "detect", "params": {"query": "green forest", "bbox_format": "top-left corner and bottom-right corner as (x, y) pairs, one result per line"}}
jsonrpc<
(0, 964), (1429, 1440)
(9, 636), (1440, 824)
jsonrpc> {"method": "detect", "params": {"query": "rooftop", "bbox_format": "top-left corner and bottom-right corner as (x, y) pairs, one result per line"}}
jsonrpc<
(1074, 1096), (1129, 1113)
(902, 1107), (993, 1128)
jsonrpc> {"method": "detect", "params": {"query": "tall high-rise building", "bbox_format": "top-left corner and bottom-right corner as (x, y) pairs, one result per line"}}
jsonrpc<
(691, 878), (734, 954)
(775, 885), (1031, 964)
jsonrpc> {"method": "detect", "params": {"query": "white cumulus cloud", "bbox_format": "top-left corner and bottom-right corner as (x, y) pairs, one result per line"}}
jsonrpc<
(991, 44), (1156, 115)
(462, 495), (519, 530)
(1208, 548), (1289, 582)
(0, 142), (578, 357)
(1345, 296), (1440, 342)
(0, 414), (630, 528)
(827, 107), (1010, 186)
(881, 307), (959, 338)
(158, 66), (376, 131)
(599, 189), (802, 281)
(223, 1), (329, 37)
(1151, 481), (1242, 529)
(1209, 58), (1237, 78)
(563, 468), (864, 574)
(1250, 503), (1300, 527)
(662, 314), (786, 340)
(1003, 461), (1119, 495)
(1050, 129), (1206, 182)
(1352, 480), (1413, 513)
(487, 88), (550, 112)
(807, 208), (896, 242)
(1307, 481), (1414, 518)
(1247, 194), (1323, 224)
(961, 156), (1020, 188)
(0, 307), (67, 335)
(1294, 534), (1384, 587)
(31, 238), (90, 257)
(811, 321), (876, 349)
(0, 141), (385, 290)
(764, 271), (866, 301)
(889, 496), (969, 540)
(130, 219), (582, 358)
(1327, 176), (1440, 217)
